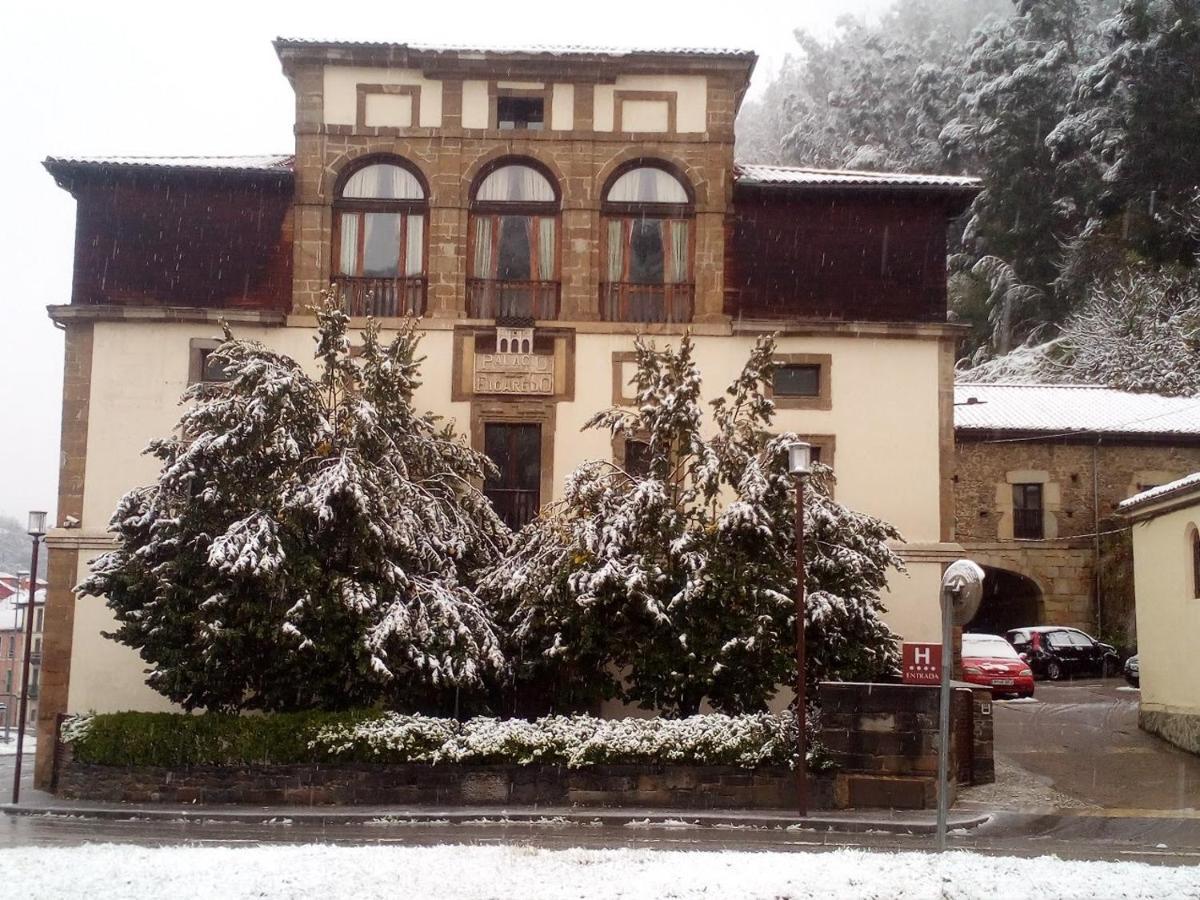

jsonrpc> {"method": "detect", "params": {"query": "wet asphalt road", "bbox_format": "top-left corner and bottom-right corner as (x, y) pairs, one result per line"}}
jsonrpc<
(991, 679), (1200, 811)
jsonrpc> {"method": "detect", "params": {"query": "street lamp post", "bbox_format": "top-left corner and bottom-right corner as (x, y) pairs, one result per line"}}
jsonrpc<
(12, 510), (46, 804)
(787, 441), (812, 818)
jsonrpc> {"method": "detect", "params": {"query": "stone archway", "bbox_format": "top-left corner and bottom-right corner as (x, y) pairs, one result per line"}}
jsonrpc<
(966, 566), (1043, 635)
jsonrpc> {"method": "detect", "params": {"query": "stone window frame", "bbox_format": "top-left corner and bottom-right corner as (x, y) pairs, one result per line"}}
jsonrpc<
(767, 353), (833, 411)
(613, 90), (678, 134)
(997, 469), (1060, 541)
(612, 430), (652, 476)
(611, 351), (640, 406)
(489, 82), (553, 131)
(469, 397), (557, 515)
(188, 338), (228, 385)
(355, 83), (422, 131)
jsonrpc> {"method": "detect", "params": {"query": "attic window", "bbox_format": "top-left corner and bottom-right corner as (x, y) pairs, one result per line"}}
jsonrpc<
(498, 96), (544, 131)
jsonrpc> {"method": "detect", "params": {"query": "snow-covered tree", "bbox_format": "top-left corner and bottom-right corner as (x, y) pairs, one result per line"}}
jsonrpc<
(957, 268), (1200, 395)
(485, 335), (902, 717)
(81, 296), (509, 712)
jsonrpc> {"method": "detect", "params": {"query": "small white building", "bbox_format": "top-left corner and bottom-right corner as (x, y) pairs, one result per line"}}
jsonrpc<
(1118, 473), (1200, 755)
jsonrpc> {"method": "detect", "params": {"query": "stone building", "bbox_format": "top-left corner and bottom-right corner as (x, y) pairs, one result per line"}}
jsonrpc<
(33, 39), (980, 784)
(954, 383), (1200, 641)
(0, 574), (45, 731)
(1118, 473), (1200, 755)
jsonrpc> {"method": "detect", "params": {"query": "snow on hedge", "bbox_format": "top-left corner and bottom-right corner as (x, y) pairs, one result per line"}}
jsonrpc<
(311, 712), (812, 768)
(2, 843), (1196, 900)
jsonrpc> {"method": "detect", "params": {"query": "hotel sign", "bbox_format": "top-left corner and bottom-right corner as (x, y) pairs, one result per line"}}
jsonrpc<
(474, 350), (554, 395)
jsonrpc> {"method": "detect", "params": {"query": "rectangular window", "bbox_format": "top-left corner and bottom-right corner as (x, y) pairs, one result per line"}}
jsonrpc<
(773, 364), (821, 398)
(35, 608), (43, 632)
(197, 349), (232, 384)
(1012, 483), (1044, 540)
(484, 423), (542, 530)
(497, 96), (544, 131)
(337, 212), (425, 278)
(624, 438), (653, 478)
(4, 670), (11, 693)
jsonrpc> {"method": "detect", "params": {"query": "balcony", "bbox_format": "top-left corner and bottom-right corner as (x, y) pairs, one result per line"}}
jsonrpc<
(467, 280), (559, 321)
(601, 283), (694, 324)
(332, 275), (427, 318)
(485, 488), (541, 531)
(1012, 508), (1044, 540)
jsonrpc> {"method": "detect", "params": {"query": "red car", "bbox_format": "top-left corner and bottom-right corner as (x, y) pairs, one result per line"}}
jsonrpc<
(962, 633), (1035, 698)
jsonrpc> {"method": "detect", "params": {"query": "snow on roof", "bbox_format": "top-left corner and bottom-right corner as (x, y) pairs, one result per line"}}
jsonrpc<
(44, 155), (295, 175)
(955, 383), (1200, 437)
(735, 164), (980, 191)
(274, 38), (756, 59)
(1118, 471), (1200, 513)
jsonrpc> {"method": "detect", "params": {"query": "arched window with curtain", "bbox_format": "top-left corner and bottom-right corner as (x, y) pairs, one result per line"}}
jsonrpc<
(468, 162), (560, 320)
(601, 164), (694, 323)
(333, 160), (427, 317)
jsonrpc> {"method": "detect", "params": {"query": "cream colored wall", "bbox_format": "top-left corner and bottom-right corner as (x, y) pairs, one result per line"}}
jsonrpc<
(551, 84), (574, 131)
(1131, 501), (1200, 715)
(462, 80), (489, 128)
(593, 75), (708, 132)
(323, 66), (443, 127)
(69, 321), (945, 713)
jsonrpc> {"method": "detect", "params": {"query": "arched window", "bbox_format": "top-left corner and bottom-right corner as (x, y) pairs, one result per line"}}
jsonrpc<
(468, 162), (560, 320)
(602, 164), (694, 323)
(333, 160), (427, 316)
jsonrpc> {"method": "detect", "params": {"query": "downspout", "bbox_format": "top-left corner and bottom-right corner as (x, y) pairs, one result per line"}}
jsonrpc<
(1093, 438), (1102, 638)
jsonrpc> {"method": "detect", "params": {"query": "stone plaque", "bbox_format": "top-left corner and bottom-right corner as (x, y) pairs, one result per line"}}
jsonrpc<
(474, 350), (554, 395)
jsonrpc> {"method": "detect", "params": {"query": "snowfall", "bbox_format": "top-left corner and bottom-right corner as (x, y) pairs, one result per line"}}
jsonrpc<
(1, 844), (1198, 899)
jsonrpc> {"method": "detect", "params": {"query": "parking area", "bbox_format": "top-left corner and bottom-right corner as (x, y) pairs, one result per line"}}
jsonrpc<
(989, 679), (1200, 811)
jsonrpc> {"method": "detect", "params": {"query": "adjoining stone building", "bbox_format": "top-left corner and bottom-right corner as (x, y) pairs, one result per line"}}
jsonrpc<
(954, 383), (1200, 642)
(33, 39), (980, 784)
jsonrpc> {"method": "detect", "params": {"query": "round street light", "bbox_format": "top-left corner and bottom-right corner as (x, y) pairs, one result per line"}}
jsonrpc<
(786, 440), (813, 818)
(27, 511), (47, 538)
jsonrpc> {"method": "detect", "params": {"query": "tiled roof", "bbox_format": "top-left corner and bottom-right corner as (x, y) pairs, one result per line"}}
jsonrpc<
(44, 155), (294, 175)
(274, 38), (756, 59)
(1118, 471), (1200, 512)
(955, 383), (1200, 437)
(735, 164), (980, 190)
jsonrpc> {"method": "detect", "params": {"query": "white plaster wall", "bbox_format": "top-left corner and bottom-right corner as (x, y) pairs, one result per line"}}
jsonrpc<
(551, 84), (574, 131)
(323, 66), (443, 127)
(1131, 503), (1200, 715)
(593, 75), (707, 133)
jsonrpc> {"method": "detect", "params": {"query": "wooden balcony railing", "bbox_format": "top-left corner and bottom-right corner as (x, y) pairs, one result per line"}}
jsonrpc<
(467, 279), (560, 320)
(600, 283), (694, 324)
(332, 275), (427, 318)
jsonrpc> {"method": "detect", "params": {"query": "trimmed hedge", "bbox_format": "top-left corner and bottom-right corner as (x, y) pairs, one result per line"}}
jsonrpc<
(63, 711), (828, 770)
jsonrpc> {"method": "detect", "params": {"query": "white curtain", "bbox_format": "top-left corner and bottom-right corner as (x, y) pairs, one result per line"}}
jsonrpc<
(607, 219), (624, 281)
(668, 220), (689, 284)
(476, 165), (554, 202)
(606, 167), (688, 204)
(343, 164), (423, 200)
(473, 217), (494, 278)
(338, 214), (360, 275)
(405, 215), (424, 276)
(538, 217), (555, 280)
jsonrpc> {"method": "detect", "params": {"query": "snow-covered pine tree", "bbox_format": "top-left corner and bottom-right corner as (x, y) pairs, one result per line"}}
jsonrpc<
(484, 335), (902, 717)
(81, 296), (509, 712)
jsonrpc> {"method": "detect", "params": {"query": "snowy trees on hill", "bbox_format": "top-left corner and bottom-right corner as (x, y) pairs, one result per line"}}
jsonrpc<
(81, 297), (508, 712)
(484, 335), (902, 717)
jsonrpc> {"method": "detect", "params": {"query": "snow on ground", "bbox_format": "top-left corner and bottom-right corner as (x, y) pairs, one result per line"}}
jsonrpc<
(0, 735), (35, 756)
(1, 843), (1197, 899)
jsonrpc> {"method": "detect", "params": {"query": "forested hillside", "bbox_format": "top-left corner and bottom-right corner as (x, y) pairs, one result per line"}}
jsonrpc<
(738, 0), (1200, 393)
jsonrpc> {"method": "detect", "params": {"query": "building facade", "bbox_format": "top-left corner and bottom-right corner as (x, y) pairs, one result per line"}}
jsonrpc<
(0, 574), (45, 731)
(954, 383), (1200, 642)
(34, 40), (978, 783)
(1119, 474), (1200, 755)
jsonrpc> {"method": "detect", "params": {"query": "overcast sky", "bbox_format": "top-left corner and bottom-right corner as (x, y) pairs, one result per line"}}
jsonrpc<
(0, 0), (894, 523)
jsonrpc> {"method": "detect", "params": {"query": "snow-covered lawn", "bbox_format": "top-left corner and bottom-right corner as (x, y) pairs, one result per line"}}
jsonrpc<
(1, 843), (1197, 899)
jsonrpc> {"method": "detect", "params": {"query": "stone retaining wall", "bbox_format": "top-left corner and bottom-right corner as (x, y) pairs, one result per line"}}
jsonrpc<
(57, 757), (836, 810)
(1140, 708), (1200, 757)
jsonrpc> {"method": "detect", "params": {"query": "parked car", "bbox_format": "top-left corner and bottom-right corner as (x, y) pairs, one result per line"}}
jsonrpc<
(1005, 626), (1119, 681)
(1124, 654), (1140, 687)
(961, 633), (1035, 698)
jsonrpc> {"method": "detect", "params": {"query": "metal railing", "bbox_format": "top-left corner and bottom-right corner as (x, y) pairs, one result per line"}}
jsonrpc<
(600, 283), (694, 324)
(332, 275), (427, 318)
(486, 488), (541, 531)
(1012, 508), (1044, 540)
(467, 280), (560, 320)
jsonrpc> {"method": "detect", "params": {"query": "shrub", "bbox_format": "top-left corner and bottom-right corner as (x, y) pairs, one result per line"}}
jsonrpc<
(63, 711), (828, 770)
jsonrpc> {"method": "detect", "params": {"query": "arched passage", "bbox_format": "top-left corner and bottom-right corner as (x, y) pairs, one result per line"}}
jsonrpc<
(966, 566), (1044, 636)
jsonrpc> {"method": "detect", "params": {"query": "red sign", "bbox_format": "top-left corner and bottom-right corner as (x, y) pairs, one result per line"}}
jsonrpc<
(902, 642), (942, 685)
